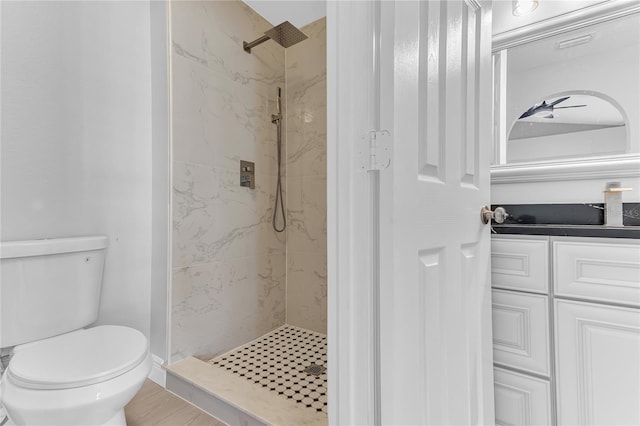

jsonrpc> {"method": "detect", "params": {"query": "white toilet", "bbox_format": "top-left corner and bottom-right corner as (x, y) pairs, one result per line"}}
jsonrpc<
(0, 236), (151, 426)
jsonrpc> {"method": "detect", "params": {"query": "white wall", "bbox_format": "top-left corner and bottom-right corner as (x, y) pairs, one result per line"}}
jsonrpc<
(149, 1), (171, 363)
(244, 0), (325, 27)
(508, 125), (626, 163)
(1, 1), (158, 340)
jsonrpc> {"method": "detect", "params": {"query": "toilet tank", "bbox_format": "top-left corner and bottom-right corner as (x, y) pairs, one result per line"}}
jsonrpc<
(0, 236), (108, 348)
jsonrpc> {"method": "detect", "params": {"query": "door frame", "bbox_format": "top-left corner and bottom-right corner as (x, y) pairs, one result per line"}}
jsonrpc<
(327, 1), (496, 424)
(327, 1), (380, 424)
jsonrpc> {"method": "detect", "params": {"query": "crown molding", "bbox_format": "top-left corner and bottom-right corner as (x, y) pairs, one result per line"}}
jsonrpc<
(493, 0), (640, 52)
(491, 154), (640, 183)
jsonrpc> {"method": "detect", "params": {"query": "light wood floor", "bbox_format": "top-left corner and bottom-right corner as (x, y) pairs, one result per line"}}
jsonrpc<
(125, 380), (227, 426)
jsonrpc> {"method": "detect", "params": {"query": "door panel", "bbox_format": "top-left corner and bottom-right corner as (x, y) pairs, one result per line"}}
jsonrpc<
(417, 0), (446, 183)
(379, 1), (494, 424)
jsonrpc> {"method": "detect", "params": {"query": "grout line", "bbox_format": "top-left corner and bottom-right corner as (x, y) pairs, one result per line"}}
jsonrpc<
(208, 325), (328, 415)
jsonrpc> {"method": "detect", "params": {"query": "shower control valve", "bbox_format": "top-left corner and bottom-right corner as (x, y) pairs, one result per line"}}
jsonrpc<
(240, 160), (256, 189)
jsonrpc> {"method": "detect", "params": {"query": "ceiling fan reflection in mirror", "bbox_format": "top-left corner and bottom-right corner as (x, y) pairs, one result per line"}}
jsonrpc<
(519, 96), (586, 119)
(509, 92), (626, 143)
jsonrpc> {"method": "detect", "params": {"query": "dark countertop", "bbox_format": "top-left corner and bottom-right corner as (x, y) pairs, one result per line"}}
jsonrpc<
(492, 224), (640, 239)
(491, 203), (640, 227)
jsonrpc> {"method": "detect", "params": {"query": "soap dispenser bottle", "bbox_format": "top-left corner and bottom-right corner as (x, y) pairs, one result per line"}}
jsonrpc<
(604, 182), (631, 226)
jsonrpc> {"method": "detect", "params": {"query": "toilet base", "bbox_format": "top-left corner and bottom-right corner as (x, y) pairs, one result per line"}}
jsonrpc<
(4, 410), (124, 426)
(101, 410), (125, 426)
(1, 352), (151, 426)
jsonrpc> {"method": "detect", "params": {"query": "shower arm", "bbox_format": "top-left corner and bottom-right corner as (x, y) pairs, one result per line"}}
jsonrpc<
(243, 35), (271, 53)
(243, 21), (308, 54)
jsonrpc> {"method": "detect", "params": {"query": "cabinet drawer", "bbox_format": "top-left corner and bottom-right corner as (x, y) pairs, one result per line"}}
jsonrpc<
(492, 290), (550, 376)
(554, 238), (640, 306)
(555, 300), (640, 425)
(492, 237), (549, 293)
(494, 367), (552, 426)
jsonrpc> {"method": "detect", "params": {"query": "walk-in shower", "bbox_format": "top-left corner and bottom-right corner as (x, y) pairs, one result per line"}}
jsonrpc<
(168, 2), (326, 423)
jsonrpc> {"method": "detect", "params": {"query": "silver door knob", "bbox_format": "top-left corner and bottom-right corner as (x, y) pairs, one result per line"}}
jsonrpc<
(481, 206), (509, 224)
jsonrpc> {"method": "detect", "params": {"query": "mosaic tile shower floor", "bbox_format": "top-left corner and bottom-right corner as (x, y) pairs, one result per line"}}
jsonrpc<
(208, 325), (328, 414)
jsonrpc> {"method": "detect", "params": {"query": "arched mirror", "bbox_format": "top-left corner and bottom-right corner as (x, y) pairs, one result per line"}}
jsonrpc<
(507, 92), (627, 163)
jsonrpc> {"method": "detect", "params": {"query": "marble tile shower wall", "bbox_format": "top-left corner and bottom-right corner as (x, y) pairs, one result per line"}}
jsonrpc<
(285, 19), (327, 334)
(170, 0), (287, 361)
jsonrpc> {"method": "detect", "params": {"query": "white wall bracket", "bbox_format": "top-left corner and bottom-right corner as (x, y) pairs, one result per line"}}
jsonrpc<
(360, 130), (392, 171)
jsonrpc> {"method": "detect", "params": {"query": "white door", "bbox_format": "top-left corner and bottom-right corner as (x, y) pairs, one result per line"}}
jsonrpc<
(378, 1), (495, 424)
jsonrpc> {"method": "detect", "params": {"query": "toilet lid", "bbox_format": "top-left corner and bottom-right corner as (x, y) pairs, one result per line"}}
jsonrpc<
(7, 325), (148, 390)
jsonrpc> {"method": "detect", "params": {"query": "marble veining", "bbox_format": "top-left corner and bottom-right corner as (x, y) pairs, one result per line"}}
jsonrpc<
(493, 203), (640, 226)
(285, 18), (327, 334)
(287, 253), (328, 333)
(172, 41), (208, 67)
(173, 161), (285, 266)
(171, 54), (283, 175)
(287, 175), (327, 253)
(171, 254), (286, 361)
(170, 0), (287, 362)
(170, 2), (328, 361)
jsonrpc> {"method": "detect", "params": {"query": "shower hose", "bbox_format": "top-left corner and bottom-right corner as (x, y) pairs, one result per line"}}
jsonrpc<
(273, 114), (286, 233)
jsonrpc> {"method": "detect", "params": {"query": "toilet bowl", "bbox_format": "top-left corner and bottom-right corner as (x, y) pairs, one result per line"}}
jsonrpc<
(0, 326), (151, 426)
(0, 236), (150, 425)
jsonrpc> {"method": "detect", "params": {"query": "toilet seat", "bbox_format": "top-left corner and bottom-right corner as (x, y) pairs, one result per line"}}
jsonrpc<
(6, 325), (148, 390)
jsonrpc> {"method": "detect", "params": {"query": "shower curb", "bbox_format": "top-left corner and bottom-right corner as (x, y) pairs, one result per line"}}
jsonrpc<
(165, 356), (326, 426)
(166, 367), (268, 426)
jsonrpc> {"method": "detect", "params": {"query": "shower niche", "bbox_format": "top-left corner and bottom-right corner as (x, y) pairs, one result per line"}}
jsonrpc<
(167, 1), (327, 425)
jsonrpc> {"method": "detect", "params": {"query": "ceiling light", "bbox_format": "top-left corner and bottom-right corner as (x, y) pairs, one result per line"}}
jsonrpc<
(512, 0), (539, 16)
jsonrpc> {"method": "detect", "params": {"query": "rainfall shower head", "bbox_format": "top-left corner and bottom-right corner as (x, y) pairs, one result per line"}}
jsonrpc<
(243, 21), (308, 53)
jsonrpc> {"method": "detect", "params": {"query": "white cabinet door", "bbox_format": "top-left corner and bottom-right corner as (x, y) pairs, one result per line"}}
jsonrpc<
(492, 237), (549, 294)
(494, 367), (552, 426)
(492, 290), (550, 376)
(554, 238), (640, 307)
(555, 300), (640, 425)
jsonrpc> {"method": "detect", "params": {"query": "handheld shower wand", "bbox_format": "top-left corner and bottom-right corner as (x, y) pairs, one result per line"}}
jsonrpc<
(272, 87), (282, 124)
(272, 87), (286, 232)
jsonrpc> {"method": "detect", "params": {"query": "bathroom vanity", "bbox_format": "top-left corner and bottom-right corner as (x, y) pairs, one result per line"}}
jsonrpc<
(489, 3), (640, 424)
(491, 230), (640, 425)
